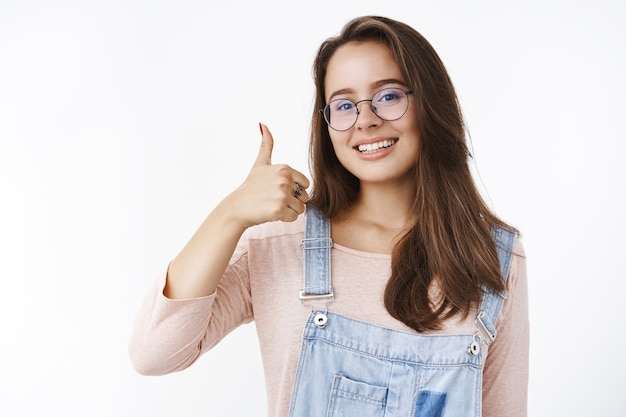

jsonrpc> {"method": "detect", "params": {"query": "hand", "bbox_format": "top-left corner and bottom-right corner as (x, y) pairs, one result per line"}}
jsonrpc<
(223, 123), (310, 228)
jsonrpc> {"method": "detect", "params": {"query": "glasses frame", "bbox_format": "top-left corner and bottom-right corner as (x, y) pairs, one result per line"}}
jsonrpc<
(320, 88), (413, 131)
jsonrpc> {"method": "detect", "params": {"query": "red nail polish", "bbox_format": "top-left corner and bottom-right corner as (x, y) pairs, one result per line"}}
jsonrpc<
(259, 123), (263, 135)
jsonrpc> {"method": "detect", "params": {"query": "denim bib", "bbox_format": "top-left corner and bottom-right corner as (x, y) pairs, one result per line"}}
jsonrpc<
(288, 205), (515, 417)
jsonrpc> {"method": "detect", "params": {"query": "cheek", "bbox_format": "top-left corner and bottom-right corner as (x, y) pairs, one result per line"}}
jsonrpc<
(404, 109), (420, 132)
(403, 103), (420, 130)
(401, 116), (421, 147)
(328, 131), (351, 151)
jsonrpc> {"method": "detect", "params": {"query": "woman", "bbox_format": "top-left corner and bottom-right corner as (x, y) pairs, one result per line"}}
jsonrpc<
(130, 15), (528, 417)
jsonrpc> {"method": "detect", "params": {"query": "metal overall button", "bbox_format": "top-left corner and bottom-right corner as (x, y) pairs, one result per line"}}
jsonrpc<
(468, 340), (481, 356)
(314, 312), (328, 328)
(468, 334), (481, 356)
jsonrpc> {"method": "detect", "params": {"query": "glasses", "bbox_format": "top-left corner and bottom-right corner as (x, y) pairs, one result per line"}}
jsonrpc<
(321, 88), (413, 131)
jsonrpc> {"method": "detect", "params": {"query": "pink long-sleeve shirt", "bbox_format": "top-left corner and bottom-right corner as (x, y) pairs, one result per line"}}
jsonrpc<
(129, 214), (529, 417)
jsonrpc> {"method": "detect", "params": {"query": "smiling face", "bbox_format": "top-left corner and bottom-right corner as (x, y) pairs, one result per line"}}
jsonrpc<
(324, 40), (420, 189)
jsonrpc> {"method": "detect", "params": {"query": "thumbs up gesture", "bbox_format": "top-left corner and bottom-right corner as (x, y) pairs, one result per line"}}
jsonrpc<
(224, 123), (310, 228)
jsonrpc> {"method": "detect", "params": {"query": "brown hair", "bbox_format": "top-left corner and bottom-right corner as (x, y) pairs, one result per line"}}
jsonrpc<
(308, 16), (516, 332)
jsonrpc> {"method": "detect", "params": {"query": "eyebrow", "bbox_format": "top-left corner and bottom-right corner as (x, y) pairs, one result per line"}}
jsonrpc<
(327, 78), (407, 102)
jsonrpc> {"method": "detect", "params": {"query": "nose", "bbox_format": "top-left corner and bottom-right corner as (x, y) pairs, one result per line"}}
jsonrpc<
(354, 99), (380, 129)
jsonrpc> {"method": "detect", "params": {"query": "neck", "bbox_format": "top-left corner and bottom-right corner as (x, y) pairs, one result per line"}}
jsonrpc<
(342, 181), (415, 233)
(330, 182), (415, 254)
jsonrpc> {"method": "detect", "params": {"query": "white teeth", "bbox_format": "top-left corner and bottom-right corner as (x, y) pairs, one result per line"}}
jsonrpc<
(357, 139), (396, 153)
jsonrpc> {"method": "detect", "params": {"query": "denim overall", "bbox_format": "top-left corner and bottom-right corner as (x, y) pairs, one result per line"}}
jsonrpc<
(288, 205), (515, 417)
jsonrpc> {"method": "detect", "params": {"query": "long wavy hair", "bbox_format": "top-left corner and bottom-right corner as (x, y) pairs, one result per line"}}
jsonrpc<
(308, 16), (516, 332)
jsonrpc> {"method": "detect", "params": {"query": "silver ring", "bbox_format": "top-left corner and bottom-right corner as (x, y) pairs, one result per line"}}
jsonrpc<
(293, 182), (304, 198)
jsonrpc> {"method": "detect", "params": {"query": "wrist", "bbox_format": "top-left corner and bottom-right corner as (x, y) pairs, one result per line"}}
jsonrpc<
(212, 196), (252, 233)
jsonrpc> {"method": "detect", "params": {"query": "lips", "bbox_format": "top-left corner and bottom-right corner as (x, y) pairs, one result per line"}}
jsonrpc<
(355, 139), (397, 153)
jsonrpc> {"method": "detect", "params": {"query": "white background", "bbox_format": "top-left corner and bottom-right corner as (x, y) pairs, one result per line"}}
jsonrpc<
(1, 0), (625, 416)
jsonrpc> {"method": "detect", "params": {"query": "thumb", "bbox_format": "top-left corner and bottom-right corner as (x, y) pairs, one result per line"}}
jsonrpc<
(253, 123), (274, 167)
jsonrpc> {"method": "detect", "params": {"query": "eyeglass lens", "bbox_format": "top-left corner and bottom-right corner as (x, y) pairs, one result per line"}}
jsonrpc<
(323, 88), (410, 131)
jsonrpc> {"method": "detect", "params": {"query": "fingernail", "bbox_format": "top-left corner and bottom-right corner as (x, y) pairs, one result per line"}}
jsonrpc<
(259, 122), (263, 135)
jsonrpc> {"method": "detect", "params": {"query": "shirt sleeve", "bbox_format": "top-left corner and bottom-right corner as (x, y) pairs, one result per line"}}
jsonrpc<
(482, 237), (529, 417)
(128, 236), (254, 376)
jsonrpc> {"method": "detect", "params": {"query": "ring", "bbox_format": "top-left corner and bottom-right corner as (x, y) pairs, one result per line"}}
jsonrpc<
(293, 182), (304, 199)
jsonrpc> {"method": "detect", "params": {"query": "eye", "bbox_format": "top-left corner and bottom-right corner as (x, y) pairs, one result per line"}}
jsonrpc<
(375, 89), (401, 104)
(332, 99), (355, 112)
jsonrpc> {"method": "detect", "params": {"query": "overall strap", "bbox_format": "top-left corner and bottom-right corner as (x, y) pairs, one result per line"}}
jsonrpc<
(299, 205), (334, 302)
(475, 226), (517, 344)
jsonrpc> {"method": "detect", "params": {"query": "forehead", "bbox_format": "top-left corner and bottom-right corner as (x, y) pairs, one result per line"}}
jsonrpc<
(324, 41), (403, 96)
